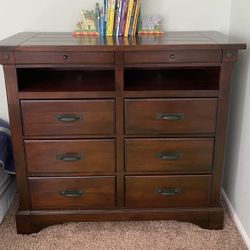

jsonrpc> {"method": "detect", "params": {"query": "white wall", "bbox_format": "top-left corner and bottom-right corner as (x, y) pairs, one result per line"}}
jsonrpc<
(0, 0), (231, 120)
(224, 0), (250, 240)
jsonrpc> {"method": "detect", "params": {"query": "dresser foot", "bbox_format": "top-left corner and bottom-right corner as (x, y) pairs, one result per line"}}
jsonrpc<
(15, 207), (224, 234)
(208, 208), (224, 229)
(16, 211), (33, 234)
(16, 211), (49, 234)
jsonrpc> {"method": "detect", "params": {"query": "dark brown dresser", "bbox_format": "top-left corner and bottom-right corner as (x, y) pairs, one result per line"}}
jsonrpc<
(0, 32), (246, 234)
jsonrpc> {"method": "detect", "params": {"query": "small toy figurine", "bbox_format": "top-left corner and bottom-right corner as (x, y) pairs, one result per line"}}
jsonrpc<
(139, 15), (164, 35)
(73, 10), (99, 36)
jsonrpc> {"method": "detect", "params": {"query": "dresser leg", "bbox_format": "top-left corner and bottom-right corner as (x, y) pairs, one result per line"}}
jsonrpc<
(208, 209), (224, 229)
(16, 211), (34, 234)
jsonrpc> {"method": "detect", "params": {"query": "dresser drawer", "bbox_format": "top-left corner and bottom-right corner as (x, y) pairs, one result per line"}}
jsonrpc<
(29, 177), (116, 209)
(124, 50), (222, 64)
(125, 175), (211, 208)
(15, 51), (114, 64)
(21, 100), (115, 136)
(125, 98), (217, 135)
(25, 139), (115, 175)
(125, 138), (214, 173)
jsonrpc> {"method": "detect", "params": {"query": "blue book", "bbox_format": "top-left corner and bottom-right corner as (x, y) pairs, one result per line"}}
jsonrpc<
(100, 9), (105, 36)
(98, 10), (102, 35)
(103, 0), (107, 36)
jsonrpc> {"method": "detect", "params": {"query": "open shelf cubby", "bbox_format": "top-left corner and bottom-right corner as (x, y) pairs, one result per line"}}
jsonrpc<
(124, 67), (220, 91)
(17, 68), (115, 92)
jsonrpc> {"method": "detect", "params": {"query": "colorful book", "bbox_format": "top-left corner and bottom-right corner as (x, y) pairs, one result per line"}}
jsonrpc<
(128, 0), (137, 36)
(124, 0), (134, 37)
(114, 0), (122, 36)
(118, 0), (128, 36)
(107, 0), (116, 36)
(95, 3), (100, 33)
(99, 9), (104, 36)
(103, 0), (107, 36)
(132, 0), (141, 35)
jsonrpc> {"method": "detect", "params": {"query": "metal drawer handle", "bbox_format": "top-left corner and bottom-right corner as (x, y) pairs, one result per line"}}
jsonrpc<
(56, 114), (81, 122)
(156, 151), (182, 160)
(156, 113), (184, 121)
(3, 54), (10, 61)
(156, 188), (181, 196)
(63, 55), (68, 60)
(169, 54), (175, 59)
(56, 153), (83, 162)
(60, 190), (84, 197)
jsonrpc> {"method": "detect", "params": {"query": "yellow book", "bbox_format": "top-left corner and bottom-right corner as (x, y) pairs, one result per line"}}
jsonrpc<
(132, 0), (141, 36)
(107, 0), (116, 36)
(124, 0), (134, 37)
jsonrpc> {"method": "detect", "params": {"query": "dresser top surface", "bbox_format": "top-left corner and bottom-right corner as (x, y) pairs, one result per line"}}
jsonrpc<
(0, 31), (246, 51)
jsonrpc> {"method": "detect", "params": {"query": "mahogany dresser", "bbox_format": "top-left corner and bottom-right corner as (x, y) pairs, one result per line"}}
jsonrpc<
(0, 32), (246, 234)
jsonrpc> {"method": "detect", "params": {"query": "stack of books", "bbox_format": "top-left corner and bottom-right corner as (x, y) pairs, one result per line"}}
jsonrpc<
(97, 0), (141, 37)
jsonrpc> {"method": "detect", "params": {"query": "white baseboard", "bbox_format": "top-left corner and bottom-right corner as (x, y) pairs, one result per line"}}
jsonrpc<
(222, 189), (250, 249)
(0, 178), (16, 223)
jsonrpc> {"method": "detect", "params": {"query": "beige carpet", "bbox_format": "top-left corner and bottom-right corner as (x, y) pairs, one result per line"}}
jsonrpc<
(0, 197), (247, 250)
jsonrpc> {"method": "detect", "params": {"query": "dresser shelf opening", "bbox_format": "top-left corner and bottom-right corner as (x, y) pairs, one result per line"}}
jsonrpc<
(17, 68), (115, 92)
(124, 67), (220, 91)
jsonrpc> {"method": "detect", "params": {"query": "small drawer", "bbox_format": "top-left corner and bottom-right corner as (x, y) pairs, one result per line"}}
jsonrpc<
(25, 139), (115, 175)
(21, 100), (115, 136)
(125, 98), (217, 135)
(125, 175), (211, 208)
(29, 177), (116, 209)
(124, 50), (222, 64)
(125, 138), (214, 173)
(15, 51), (114, 64)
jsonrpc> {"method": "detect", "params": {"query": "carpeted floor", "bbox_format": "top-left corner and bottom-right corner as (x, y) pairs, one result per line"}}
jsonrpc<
(0, 197), (247, 250)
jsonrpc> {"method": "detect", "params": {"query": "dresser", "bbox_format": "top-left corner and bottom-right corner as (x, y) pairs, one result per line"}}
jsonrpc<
(0, 32), (246, 234)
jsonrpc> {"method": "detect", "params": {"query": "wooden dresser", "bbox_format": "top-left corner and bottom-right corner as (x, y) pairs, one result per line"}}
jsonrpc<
(0, 32), (246, 234)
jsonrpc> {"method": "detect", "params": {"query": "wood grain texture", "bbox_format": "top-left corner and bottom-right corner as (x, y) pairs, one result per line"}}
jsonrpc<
(125, 138), (214, 173)
(211, 62), (234, 204)
(0, 31), (246, 234)
(15, 51), (114, 64)
(21, 99), (115, 136)
(125, 175), (212, 208)
(3, 66), (30, 210)
(0, 32), (245, 51)
(29, 177), (116, 209)
(124, 50), (222, 64)
(25, 140), (115, 175)
(125, 98), (218, 135)
(115, 52), (125, 207)
(15, 206), (224, 234)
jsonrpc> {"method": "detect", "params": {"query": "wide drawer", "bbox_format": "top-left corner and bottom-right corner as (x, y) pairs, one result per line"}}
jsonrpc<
(125, 98), (217, 135)
(124, 50), (222, 64)
(125, 138), (214, 173)
(25, 139), (115, 175)
(29, 177), (116, 209)
(15, 51), (114, 64)
(21, 100), (115, 136)
(125, 175), (211, 208)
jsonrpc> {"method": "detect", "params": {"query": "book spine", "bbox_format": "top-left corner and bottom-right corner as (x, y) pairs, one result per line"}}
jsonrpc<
(117, 0), (123, 36)
(124, 0), (134, 37)
(99, 10), (103, 36)
(106, 0), (111, 35)
(95, 3), (100, 33)
(128, 0), (136, 36)
(107, 0), (116, 36)
(103, 0), (107, 36)
(118, 0), (127, 36)
(132, 0), (140, 35)
(114, 0), (121, 36)
(137, 6), (142, 33)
